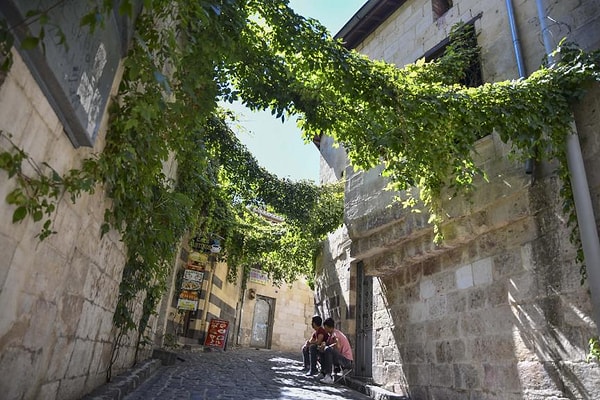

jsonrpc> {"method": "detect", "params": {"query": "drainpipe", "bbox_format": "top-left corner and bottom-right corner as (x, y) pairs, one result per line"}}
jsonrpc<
(535, 0), (600, 337)
(505, 0), (535, 174)
(505, 0), (526, 78)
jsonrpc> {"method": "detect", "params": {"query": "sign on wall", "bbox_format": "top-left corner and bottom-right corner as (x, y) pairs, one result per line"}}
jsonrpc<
(177, 290), (199, 311)
(0, 0), (141, 147)
(177, 260), (205, 311)
(183, 268), (204, 283)
(249, 268), (269, 285)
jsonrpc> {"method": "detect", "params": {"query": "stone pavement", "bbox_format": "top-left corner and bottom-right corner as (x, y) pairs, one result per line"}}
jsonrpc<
(89, 346), (376, 400)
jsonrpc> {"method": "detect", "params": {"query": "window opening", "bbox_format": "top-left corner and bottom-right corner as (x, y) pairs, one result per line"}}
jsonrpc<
(423, 22), (485, 139)
(423, 22), (482, 88)
(432, 0), (453, 20)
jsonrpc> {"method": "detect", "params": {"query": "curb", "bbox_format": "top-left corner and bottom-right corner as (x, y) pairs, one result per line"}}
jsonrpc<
(344, 377), (409, 400)
(81, 358), (162, 400)
(364, 385), (410, 400)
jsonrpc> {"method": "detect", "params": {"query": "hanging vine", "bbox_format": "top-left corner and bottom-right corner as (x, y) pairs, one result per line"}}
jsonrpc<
(1, 0), (600, 372)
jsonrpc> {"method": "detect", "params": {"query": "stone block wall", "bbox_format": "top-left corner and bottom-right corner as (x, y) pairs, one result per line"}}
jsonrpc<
(316, 0), (600, 398)
(314, 225), (356, 344)
(0, 50), (144, 400)
(237, 276), (314, 352)
(365, 163), (600, 398)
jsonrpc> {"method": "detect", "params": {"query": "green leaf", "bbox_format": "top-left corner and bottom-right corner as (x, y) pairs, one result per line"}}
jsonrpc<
(33, 210), (43, 222)
(6, 189), (23, 205)
(100, 223), (110, 237)
(24, 10), (42, 19)
(0, 152), (11, 169)
(119, 1), (133, 17)
(21, 36), (39, 50)
(1, 56), (13, 72)
(51, 170), (62, 182)
(12, 206), (27, 223)
(80, 12), (97, 28)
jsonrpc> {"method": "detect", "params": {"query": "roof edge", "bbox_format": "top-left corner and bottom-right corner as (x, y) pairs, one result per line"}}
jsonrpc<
(334, 0), (406, 49)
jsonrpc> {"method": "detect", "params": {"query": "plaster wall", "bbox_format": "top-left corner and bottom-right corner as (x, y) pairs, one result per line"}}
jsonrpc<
(205, 261), (244, 341)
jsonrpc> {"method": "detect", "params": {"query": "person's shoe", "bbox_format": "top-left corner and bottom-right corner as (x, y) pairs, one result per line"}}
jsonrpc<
(305, 370), (318, 376)
(333, 366), (341, 374)
(320, 374), (334, 384)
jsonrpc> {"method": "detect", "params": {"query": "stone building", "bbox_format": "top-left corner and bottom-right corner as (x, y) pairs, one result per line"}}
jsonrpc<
(236, 268), (314, 352)
(0, 40), (138, 400)
(0, 4), (313, 400)
(315, 0), (600, 399)
(160, 248), (313, 353)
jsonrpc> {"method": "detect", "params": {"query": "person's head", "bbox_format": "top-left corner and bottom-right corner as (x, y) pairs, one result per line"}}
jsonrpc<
(311, 315), (323, 329)
(323, 317), (335, 334)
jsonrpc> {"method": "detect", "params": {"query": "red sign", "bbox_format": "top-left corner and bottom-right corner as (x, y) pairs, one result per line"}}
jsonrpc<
(204, 319), (229, 349)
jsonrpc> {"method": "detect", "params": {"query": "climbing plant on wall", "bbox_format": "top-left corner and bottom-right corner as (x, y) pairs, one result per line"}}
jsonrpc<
(1, 0), (600, 372)
(0, 0), (346, 377)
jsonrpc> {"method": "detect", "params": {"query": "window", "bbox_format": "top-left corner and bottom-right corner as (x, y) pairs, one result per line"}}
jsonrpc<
(423, 21), (485, 139)
(423, 22), (482, 88)
(432, 0), (453, 20)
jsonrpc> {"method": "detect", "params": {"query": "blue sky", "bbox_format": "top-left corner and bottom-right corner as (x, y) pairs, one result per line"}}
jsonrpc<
(230, 0), (366, 183)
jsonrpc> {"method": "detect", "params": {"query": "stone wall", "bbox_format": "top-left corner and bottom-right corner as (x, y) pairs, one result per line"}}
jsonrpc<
(316, 0), (600, 398)
(315, 135), (356, 342)
(314, 225), (356, 341)
(165, 256), (243, 345)
(362, 132), (600, 398)
(0, 51), (145, 400)
(237, 275), (315, 352)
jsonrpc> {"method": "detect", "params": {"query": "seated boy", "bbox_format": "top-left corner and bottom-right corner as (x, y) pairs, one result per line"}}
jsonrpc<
(318, 317), (353, 384)
(301, 315), (328, 375)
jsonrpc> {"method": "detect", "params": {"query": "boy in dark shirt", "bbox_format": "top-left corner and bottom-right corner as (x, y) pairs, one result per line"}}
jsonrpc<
(301, 315), (328, 375)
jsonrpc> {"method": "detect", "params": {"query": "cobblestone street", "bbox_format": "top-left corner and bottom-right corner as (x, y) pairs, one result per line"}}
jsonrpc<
(122, 347), (372, 400)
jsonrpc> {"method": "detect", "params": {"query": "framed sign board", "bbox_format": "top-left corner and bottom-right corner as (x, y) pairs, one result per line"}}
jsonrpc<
(183, 269), (204, 283)
(176, 298), (198, 311)
(177, 290), (199, 311)
(204, 319), (229, 350)
(0, 0), (141, 147)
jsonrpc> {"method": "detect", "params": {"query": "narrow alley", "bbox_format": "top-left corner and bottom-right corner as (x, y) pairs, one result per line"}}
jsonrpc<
(85, 347), (380, 400)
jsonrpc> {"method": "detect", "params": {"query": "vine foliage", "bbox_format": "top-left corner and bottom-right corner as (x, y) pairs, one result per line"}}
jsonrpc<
(1, 0), (600, 377)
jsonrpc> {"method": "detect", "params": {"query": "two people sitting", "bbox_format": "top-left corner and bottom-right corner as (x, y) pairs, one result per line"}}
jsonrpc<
(302, 316), (353, 384)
